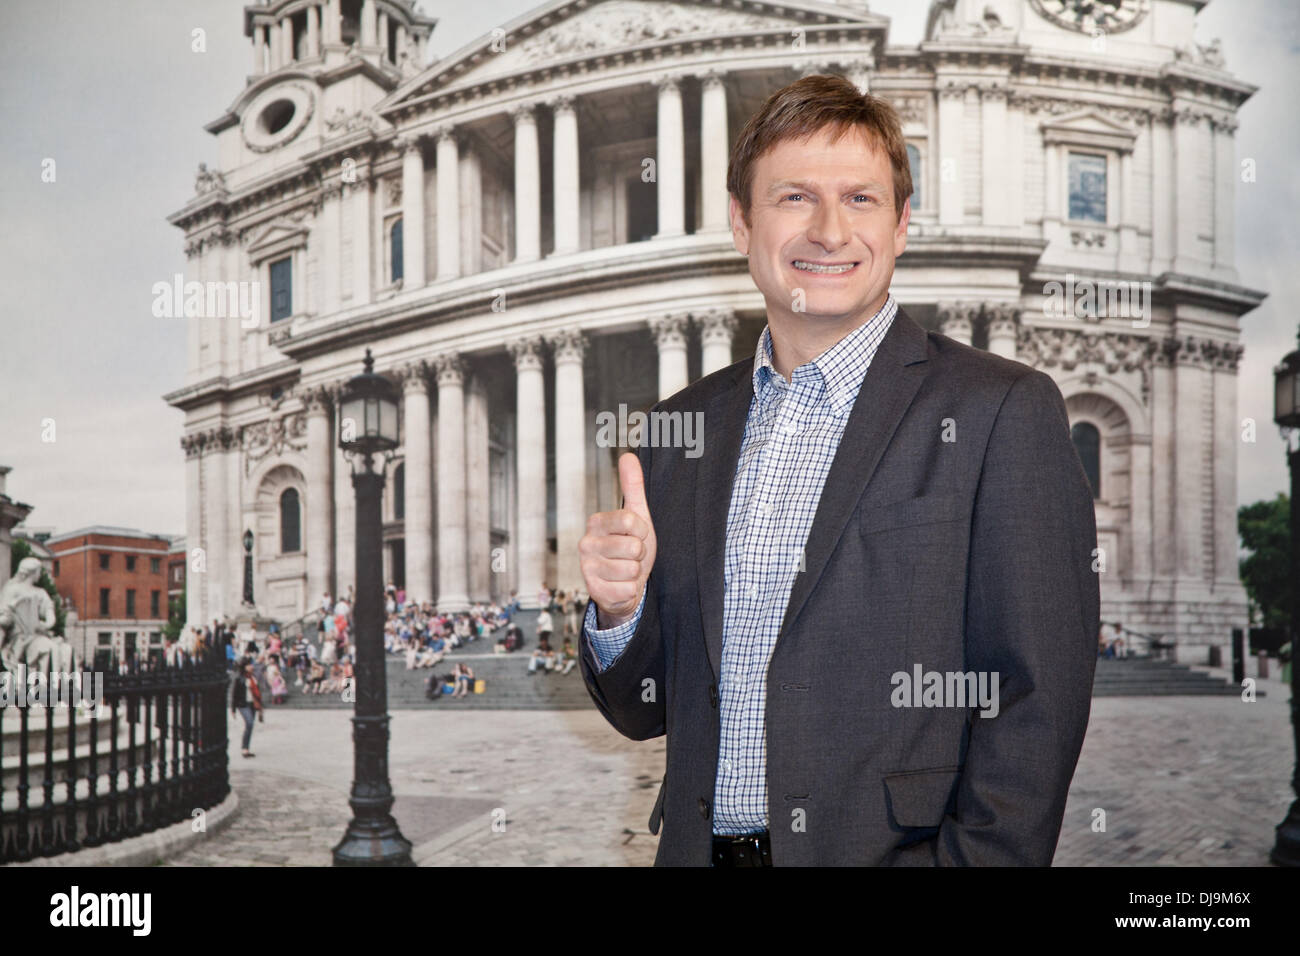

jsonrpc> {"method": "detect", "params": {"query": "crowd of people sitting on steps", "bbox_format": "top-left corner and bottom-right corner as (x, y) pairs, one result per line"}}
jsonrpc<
(210, 582), (588, 709)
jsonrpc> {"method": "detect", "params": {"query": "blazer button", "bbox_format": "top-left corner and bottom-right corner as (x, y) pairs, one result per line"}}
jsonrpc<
(698, 797), (711, 819)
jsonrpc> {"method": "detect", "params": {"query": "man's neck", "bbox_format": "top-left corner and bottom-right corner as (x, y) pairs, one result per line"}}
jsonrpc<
(767, 294), (890, 381)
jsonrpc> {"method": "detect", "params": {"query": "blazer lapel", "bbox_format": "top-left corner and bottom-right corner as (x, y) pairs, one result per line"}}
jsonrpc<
(693, 306), (931, 680)
(778, 306), (930, 639)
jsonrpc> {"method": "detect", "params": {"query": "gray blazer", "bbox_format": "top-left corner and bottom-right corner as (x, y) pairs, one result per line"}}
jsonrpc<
(581, 305), (1100, 865)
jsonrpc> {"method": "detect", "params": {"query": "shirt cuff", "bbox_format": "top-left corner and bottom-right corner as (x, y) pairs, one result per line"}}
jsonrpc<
(583, 589), (647, 673)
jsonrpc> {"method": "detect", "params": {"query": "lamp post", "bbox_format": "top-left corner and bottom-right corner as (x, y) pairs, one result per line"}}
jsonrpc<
(242, 529), (255, 607)
(1270, 330), (1300, 867)
(332, 348), (413, 866)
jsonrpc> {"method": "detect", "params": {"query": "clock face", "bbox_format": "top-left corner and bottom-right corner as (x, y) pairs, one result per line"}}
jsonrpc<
(1031, 0), (1149, 34)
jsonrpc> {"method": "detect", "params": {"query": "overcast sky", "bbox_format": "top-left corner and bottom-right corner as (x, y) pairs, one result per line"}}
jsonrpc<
(0, 0), (1294, 541)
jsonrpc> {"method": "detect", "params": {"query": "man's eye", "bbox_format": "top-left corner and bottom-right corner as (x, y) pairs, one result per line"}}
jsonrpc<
(852, 195), (874, 203)
(783, 193), (805, 202)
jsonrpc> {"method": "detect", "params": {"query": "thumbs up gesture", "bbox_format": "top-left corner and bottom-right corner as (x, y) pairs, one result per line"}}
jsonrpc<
(579, 451), (658, 629)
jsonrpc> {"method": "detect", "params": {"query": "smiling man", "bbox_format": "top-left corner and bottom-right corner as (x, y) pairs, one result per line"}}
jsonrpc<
(578, 74), (1100, 866)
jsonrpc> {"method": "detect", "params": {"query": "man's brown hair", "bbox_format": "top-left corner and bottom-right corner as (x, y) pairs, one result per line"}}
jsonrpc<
(726, 73), (912, 227)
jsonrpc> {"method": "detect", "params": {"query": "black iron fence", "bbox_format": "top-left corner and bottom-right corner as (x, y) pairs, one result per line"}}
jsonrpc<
(0, 654), (230, 863)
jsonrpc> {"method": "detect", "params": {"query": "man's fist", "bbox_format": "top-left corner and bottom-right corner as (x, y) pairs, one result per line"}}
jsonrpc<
(579, 451), (657, 629)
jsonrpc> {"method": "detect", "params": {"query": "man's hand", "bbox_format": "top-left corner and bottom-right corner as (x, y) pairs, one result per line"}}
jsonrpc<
(579, 452), (657, 629)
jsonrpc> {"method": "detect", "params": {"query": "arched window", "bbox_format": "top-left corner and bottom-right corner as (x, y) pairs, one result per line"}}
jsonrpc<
(280, 488), (301, 553)
(394, 462), (405, 520)
(906, 143), (921, 210)
(1071, 422), (1101, 499)
(390, 218), (403, 282)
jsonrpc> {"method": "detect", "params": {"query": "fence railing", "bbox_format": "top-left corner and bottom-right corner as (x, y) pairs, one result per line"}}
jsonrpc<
(0, 654), (230, 863)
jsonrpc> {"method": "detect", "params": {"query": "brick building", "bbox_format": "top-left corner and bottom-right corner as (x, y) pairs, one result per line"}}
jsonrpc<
(47, 526), (175, 666)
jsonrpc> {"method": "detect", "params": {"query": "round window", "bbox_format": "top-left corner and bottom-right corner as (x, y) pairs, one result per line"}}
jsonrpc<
(259, 99), (296, 135)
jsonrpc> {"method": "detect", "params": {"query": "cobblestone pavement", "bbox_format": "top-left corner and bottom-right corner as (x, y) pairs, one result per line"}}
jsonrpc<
(167, 668), (1294, 866)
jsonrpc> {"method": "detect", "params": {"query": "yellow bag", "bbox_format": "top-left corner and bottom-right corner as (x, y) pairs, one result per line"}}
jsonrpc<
(473, 678), (486, 694)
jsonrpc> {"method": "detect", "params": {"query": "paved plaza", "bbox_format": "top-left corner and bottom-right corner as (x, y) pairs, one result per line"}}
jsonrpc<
(167, 666), (1296, 866)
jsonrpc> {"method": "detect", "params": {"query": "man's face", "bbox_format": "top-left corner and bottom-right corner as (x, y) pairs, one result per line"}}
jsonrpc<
(730, 124), (909, 328)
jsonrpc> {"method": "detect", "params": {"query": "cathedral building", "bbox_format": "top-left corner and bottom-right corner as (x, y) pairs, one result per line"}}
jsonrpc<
(164, 0), (1264, 656)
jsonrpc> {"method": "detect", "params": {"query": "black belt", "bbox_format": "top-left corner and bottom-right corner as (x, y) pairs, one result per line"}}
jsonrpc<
(712, 831), (772, 867)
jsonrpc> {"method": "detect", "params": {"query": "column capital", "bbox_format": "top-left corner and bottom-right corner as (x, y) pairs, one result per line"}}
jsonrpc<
(396, 361), (430, 393)
(433, 352), (464, 386)
(655, 72), (685, 94)
(547, 92), (576, 114)
(394, 133), (425, 155)
(650, 312), (691, 349)
(510, 103), (537, 126)
(936, 302), (974, 337)
(302, 385), (334, 414)
(546, 328), (587, 365)
(508, 336), (546, 372)
(696, 307), (738, 346)
(698, 68), (726, 90)
(433, 123), (457, 145)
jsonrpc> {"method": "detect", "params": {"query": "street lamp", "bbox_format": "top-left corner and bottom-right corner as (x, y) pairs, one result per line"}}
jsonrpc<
(241, 530), (255, 608)
(331, 348), (413, 867)
(1270, 330), (1300, 868)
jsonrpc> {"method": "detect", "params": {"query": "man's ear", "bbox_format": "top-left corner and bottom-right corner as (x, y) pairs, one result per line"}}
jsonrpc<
(729, 195), (750, 256)
(893, 196), (911, 258)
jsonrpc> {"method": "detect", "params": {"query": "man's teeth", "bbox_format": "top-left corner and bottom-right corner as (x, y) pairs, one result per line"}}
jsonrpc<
(792, 260), (854, 274)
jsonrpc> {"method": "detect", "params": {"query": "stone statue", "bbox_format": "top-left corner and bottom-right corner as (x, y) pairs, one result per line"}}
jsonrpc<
(194, 162), (226, 195)
(0, 557), (72, 673)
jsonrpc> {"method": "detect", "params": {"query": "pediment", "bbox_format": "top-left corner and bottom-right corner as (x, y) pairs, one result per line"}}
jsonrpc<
(246, 221), (309, 259)
(381, 0), (882, 110)
(1041, 109), (1137, 151)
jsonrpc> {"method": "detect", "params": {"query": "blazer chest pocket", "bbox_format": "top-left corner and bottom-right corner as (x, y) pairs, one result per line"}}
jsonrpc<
(859, 492), (968, 536)
(882, 765), (961, 829)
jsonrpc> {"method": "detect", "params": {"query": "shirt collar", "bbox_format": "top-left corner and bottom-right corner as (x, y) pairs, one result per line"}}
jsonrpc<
(751, 293), (898, 417)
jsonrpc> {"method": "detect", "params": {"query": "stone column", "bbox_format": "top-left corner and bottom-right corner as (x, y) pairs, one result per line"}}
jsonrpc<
(350, 171), (372, 306)
(937, 303), (973, 347)
(980, 86), (1008, 226)
(655, 74), (686, 238)
(1150, 345), (1177, 578)
(551, 95), (580, 256)
(548, 330), (587, 595)
(360, 0), (377, 47)
(304, 389), (334, 610)
(253, 24), (266, 74)
(1128, 434), (1153, 584)
(435, 127), (460, 280)
(182, 438), (204, 625)
(378, 10), (389, 56)
(986, 305), (1018, 360)
(1213, 117), (1238, 271)
(1172, 340), (1206, 580)
(513, 104), (541, 263)
(1172, 106), (1202, 274)
(698, 307), (737, 375)
(306, 4), (320, 58)
(268, 21), (282, 70)
(1212, 343), (1245, 586)
(399, 136), (426, 289)
(464, 374), (491, 602)
(399, 364), (434, 605)
(435, 354), (470, 612)
(509, 337), (547, 609)
(937, 85), (964, 227)
(324, 0), (340, 45)
(281, 18), (294, 65)
(699, 71), (729, 232)
(1151, 110), (1174, 275)
(1118, 147), (1139, 262)
(651, 313), (690, 400)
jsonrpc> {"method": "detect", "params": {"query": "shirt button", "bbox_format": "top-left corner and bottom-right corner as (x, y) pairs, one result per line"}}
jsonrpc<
(721, 757), (733, 773)
(699, 797), (711, 819)
(748, 586), (759, 600)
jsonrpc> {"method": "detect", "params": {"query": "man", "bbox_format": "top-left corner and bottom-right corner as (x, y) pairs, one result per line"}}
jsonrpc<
(578, 75), (1099, 866)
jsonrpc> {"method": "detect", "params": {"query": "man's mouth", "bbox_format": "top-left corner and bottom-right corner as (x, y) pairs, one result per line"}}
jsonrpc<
(791, 259), (858, 274)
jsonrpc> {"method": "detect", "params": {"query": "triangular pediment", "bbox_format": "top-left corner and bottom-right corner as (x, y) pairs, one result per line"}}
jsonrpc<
(246, 221), (309, 257)
(1041, 109), (1134, 135)
(380, 0), (883, 111)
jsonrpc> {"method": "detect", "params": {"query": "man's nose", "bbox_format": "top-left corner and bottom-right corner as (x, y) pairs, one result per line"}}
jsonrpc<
(805, 199), (850, 252)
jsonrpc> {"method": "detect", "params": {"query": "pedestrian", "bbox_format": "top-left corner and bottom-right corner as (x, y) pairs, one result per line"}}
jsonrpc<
(230, 658), (263, 757)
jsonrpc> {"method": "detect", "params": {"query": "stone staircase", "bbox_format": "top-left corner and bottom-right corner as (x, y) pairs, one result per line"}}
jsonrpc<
(1091, 657), (1252, 697)
(275, 608), (596, 711)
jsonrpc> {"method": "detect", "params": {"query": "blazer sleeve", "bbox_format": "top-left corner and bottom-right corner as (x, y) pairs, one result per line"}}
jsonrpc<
(885, 369), (1101, 866)
(578, 438), (668, 741)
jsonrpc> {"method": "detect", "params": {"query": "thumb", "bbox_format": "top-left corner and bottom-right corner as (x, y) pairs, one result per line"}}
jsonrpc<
(618, 451), (652, 525)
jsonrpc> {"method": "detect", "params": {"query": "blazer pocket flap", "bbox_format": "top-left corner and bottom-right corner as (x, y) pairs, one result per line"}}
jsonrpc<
(883, 766), (961, 828)
(648, 774), (666, 836)
(859, 492), (968, 536)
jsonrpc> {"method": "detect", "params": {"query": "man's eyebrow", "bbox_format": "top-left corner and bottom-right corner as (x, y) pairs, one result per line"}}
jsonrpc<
(765, 179), (889, 195)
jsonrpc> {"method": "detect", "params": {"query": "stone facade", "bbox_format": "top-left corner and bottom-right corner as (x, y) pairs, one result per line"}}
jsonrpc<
(164, 0), (1265, 654)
